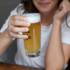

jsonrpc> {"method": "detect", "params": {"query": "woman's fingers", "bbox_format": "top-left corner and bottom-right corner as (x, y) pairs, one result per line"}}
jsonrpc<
(54, 0), (70, 21)
(10, 25), (29, 33)
(7, 15), (30, 39)
(9, 32), (28, 39)
(11, 16), (31, 27)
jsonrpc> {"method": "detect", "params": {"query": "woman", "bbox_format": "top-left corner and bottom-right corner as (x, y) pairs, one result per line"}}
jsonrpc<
(0, 0), (70, 70)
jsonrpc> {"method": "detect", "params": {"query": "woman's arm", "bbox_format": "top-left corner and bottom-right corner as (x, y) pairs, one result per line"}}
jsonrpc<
(45, 21), (64, 70)
(45, 0), (70, 70)
(0, 15), (30, 56)
(0, 31), (14, 56)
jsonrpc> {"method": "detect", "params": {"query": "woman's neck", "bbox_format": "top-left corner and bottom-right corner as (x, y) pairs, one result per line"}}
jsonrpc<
(41, 14), (52, 26)
(40, 8), (57, 26)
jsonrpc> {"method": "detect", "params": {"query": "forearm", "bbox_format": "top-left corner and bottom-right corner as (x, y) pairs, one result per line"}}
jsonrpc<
(0, 31), (14, 55)
(45, 21), (64, 70)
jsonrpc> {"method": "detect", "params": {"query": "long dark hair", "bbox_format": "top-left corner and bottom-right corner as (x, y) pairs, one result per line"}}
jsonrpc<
(21, 0), (63, 13)
(21, 0), (38, 13)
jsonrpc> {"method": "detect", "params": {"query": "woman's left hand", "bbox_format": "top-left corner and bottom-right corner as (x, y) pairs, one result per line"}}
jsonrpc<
(54, 0), (70, 22)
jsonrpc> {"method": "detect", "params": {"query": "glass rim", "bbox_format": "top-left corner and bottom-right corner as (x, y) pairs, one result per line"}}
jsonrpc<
(23, 13), (41, 23)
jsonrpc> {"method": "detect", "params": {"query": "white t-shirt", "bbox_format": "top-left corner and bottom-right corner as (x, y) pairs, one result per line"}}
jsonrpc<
(0, 4), (70, 68)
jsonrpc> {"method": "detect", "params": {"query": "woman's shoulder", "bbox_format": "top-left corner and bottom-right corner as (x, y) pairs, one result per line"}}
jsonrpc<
(10, 3), (25, 16)
(0, 4), (25, 32)
(62, 13), (70, 31)
(61, 13), (70, 44)
(66, 13), (70, 25)
(67, 13), (70, 26)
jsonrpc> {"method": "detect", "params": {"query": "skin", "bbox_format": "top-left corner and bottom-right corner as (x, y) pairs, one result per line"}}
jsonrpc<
(31, 0), (70, 70)
(0, 0), (70, 70)
(33, 0), (58, 26)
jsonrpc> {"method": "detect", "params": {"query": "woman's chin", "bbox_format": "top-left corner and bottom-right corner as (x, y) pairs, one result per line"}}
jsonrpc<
(39, 9), (51, 14)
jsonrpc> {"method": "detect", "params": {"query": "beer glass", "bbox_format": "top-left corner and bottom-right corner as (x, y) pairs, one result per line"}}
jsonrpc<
(23, 13), (41, 57)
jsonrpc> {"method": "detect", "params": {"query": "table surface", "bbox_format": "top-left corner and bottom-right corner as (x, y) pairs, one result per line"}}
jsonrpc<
(0, 63), (42, 70)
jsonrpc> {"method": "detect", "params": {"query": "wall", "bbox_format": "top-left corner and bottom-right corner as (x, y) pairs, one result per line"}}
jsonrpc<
(0, 0), (20, 63)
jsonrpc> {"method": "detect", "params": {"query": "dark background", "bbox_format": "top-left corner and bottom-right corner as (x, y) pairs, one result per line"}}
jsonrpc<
(0, 0), (20, 28)
(0, 0), (20, 63)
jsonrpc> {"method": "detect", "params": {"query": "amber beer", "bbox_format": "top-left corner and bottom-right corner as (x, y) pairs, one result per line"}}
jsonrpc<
(23, 13), (41, 57)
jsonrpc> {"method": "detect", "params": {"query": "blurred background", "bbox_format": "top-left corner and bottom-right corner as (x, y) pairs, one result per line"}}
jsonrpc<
(0, 0), (70, 70)
(0, 0), (20, 63)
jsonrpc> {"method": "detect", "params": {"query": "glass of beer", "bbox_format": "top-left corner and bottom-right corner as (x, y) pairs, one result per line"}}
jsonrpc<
(23, 13), (41, 57)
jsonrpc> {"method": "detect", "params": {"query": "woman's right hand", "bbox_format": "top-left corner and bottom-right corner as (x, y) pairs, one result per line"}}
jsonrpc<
(7, 16), (30, 39)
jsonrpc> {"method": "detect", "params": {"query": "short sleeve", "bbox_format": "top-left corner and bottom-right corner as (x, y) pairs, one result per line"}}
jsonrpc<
(0, 4), (23, 32)
(62, 13), (70, 45)
(0, 16), (10, 32)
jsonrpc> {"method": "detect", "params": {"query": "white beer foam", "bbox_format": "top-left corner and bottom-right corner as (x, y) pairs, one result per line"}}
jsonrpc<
(23, 13), (41, 23)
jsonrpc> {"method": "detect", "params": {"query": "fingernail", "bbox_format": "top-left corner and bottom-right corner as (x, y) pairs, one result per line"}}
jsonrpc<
(25, 28), (29, 32)
(28, 36), (31, 39)
(26, 20), (31, 26)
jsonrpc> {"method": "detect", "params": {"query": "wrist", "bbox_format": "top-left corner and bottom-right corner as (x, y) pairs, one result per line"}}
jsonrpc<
(53, 19), (62, 26)
(52, 20), (62, 30)
(4, 31), (15, 41)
